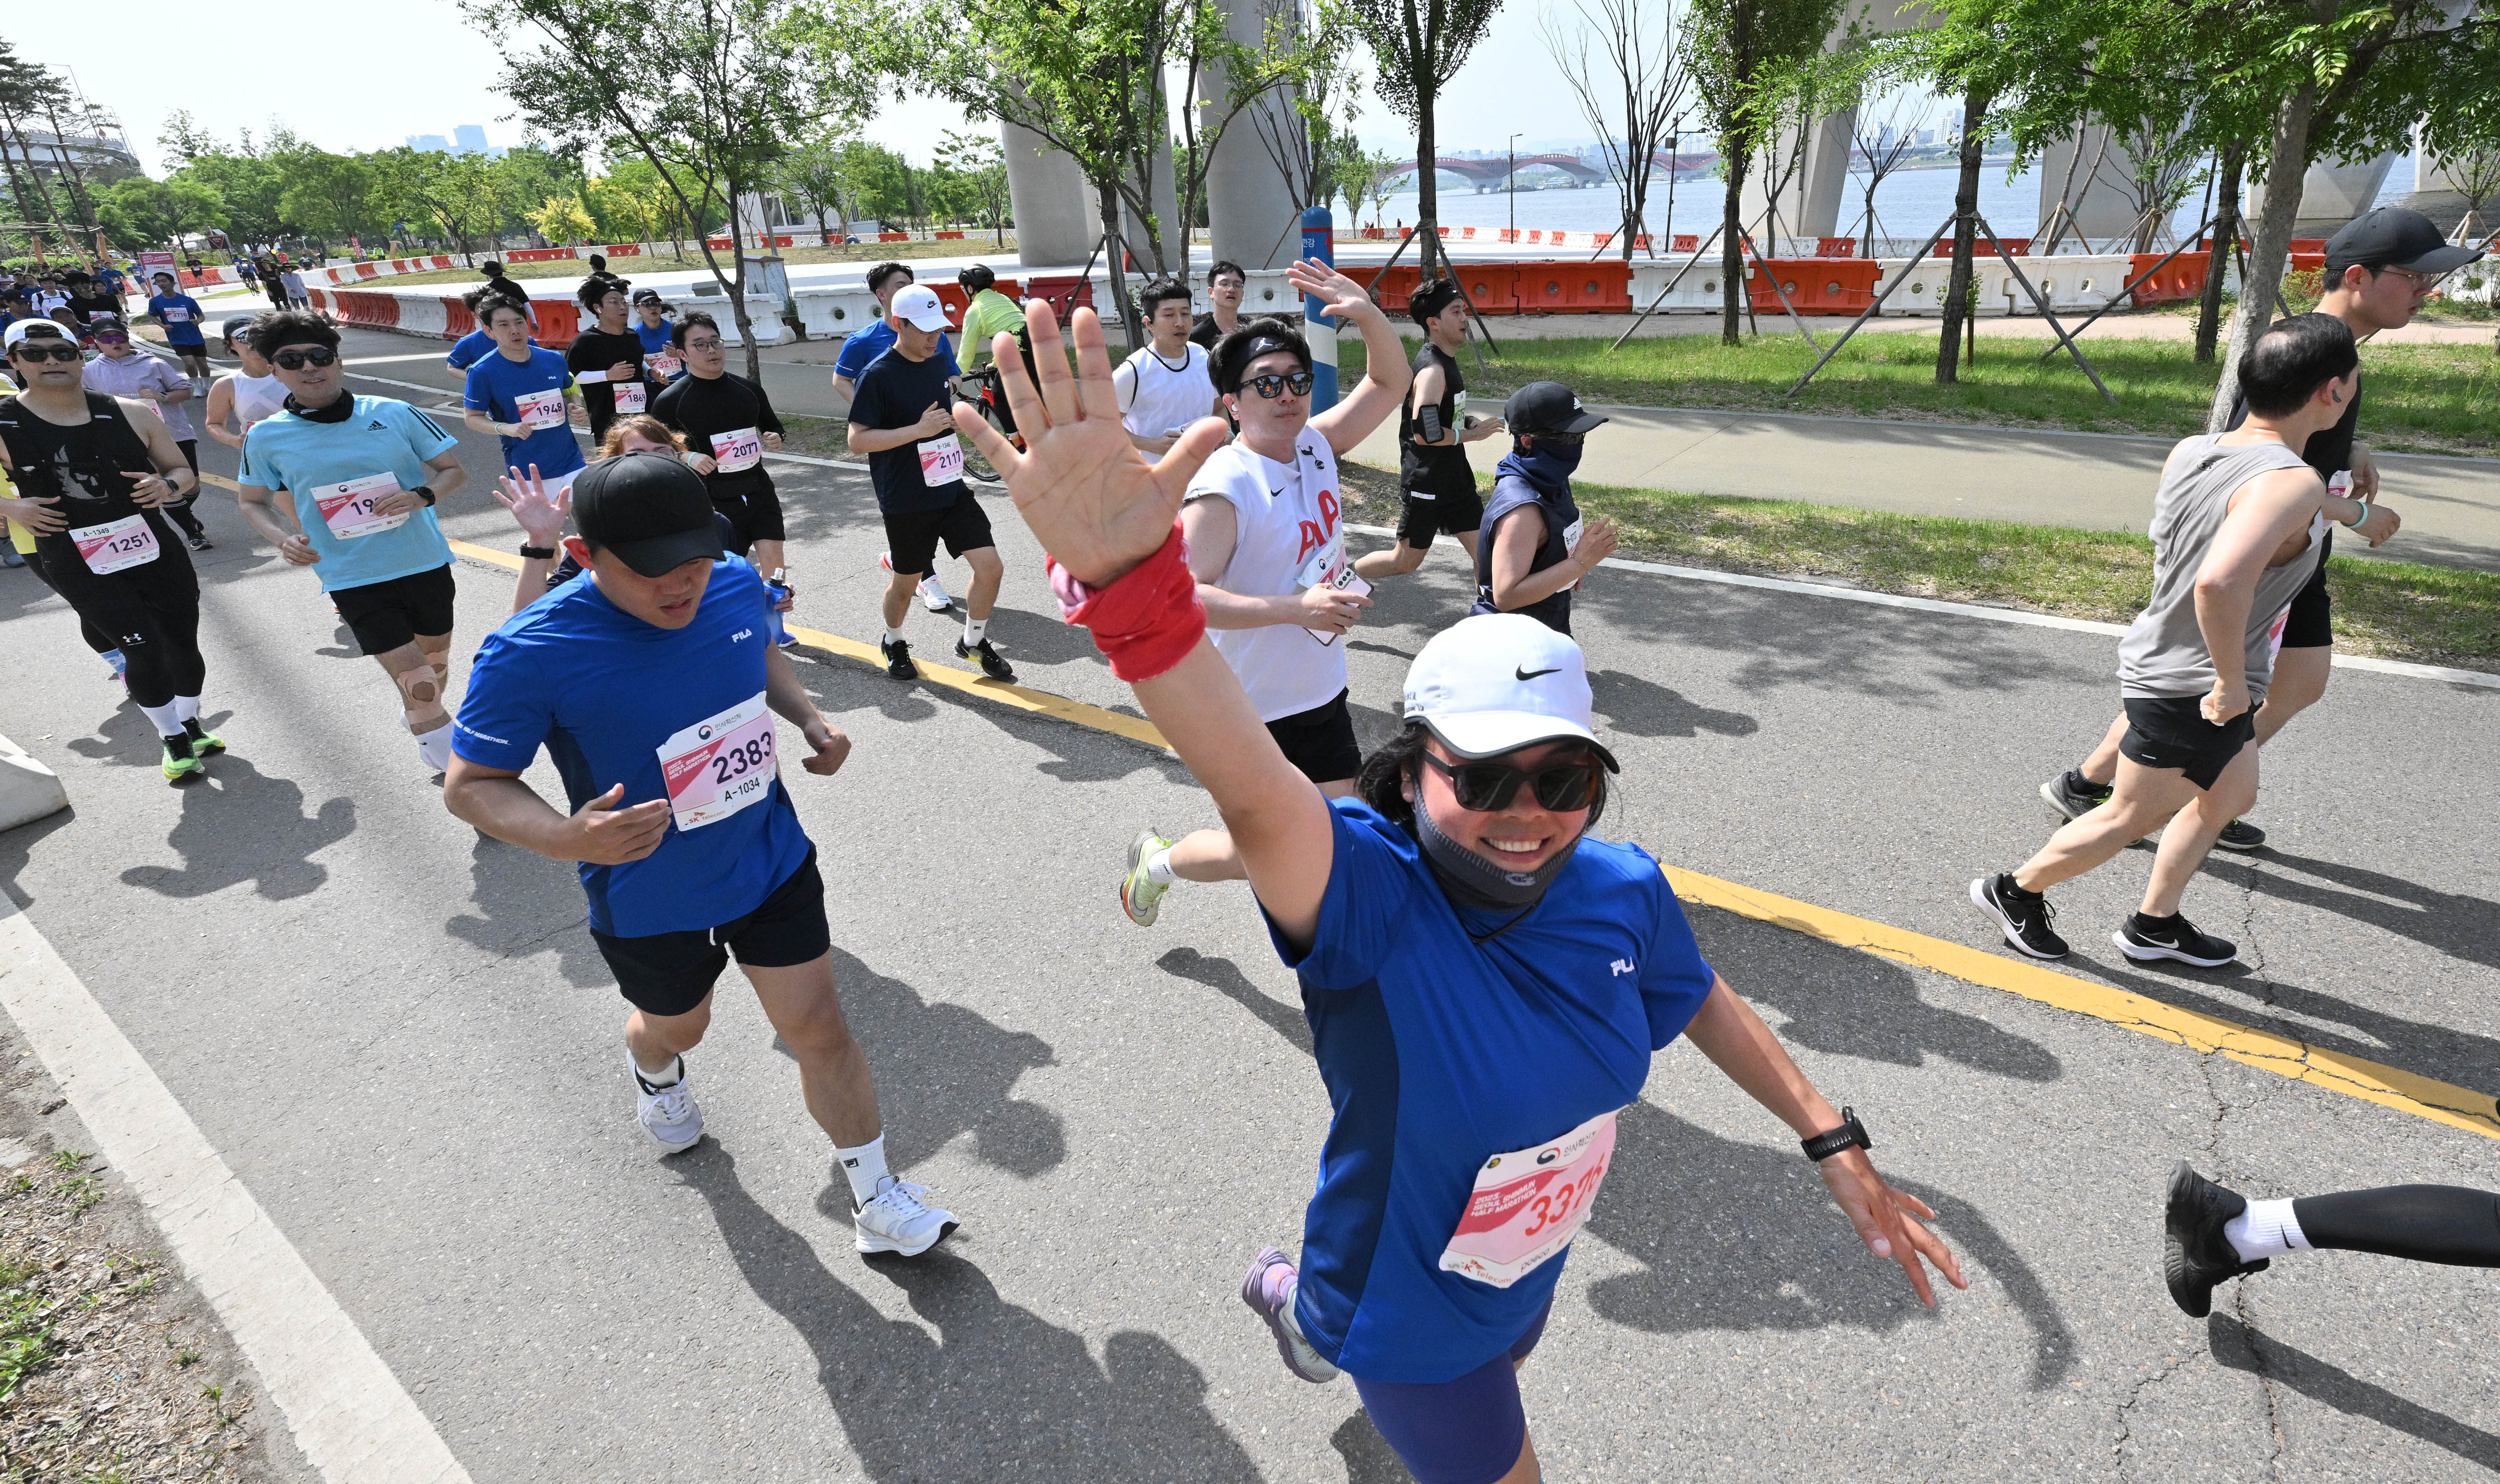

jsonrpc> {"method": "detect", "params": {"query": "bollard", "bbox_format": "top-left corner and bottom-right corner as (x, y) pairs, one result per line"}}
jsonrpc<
(1301, 206), (1338, 415)
(0, 735), (69, 833)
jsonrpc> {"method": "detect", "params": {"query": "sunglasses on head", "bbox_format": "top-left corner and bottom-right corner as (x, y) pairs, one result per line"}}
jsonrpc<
(1421, 749), (1605, 813)
(270, 346), (337, 370)
(11, 342), (79, 363)
(1243, 370), (1314, 400)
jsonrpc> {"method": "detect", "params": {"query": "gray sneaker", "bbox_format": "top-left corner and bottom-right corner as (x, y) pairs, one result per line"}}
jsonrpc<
(1240, 1247), (1339, 1383)
(2039, 770), (2112, 822)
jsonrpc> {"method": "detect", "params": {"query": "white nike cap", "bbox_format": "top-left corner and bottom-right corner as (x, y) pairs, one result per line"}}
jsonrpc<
(1402, 613), (1617, 767)
(890, 283), (953, 331)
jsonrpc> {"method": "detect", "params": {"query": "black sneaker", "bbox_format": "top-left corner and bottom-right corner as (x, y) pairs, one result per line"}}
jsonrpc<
(2213, 818), (2266, 852)
(954, 637), (1016, 682)
(2038, 768), (2111, 822)
(186, 532), (214, 552)
(2163, 1161), (2268, 1318)
(2115, 912), (2237, 968)
(879, 636), (914, 679)
(1969, 873), (2067, 960)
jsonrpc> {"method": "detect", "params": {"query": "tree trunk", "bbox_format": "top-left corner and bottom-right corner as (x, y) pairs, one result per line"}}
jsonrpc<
(1718, 149), (1747, 344)
(1416, 92), (1441, 281)
(1098, 178), (1142, 349)
(1934, 88), (1988, 385)
(38, 93), (96, 229)
(2209, 81), (2317, 431)
(2194, 147), (2244, 364)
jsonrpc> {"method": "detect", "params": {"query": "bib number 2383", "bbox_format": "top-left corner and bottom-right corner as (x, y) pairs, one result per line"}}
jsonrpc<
(71, 515), (160, 575)
(1438, 1108), (1619, 1289)
(656, 691), (777, 830)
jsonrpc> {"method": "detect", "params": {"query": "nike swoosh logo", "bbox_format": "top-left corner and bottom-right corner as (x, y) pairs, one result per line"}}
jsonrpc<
(1516, 666), (1559, 681)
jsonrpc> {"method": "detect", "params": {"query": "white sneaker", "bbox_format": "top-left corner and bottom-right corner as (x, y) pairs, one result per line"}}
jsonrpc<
(917, 574), (951, 612)
(854, 1177), (956, 1256)
(629, 1052), (703, 1154)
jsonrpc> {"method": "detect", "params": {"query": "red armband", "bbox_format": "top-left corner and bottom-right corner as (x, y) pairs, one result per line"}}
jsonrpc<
(1045, 522), (1207, 682)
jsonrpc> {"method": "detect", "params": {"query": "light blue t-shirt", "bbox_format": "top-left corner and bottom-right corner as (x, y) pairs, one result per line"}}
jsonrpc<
(452, 557), (812, 938)
(835, 319), (956, 381)
(1273, 801), (1715, 1385)
(238, 395), (459, 593)
(463, 345), (584, 477)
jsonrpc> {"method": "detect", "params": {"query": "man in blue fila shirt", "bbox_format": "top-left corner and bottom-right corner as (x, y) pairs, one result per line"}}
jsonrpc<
(443, 453), (958, 1258)
(233, 311), (472, 773)
(444, 286), (539, 382)
(463, 296), (586, 495)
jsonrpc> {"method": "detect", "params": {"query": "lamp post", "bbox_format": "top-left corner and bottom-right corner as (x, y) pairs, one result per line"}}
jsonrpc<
(1664, 117), (1683, 251)
(1508, 133), (1522, 241)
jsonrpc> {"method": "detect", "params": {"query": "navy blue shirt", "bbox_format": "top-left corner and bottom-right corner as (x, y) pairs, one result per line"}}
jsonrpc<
(1273, 801), (1714, 1384)
(848, 346), (969, 514)
(464, 345), (585, 478)
(1473, 469), (1581, 635)
(835, 318), (955, 381)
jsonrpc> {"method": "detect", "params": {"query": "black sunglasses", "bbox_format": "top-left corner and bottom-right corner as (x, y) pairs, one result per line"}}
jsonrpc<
(1421, 750), (1604, 813)
(271, 346), (337, 370)
(1244, 370), (1314, 400)
(10, 342), (80, 363)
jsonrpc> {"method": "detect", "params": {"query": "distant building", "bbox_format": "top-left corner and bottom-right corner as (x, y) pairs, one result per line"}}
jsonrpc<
(453, 125), (488, 155)
(407, 133), (451, 152)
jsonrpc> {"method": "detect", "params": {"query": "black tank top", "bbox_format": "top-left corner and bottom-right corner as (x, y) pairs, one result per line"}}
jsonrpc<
(1398, 343), (1473, 497)
(0, 392), (179, 559)
(1471, 472), (1579, 634)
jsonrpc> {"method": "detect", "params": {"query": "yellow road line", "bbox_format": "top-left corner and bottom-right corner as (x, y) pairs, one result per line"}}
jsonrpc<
(1662, 864), (2500, 1142)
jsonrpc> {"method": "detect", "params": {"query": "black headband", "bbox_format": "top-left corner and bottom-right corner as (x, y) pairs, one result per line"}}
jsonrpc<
(1221, 333), (1310, 391)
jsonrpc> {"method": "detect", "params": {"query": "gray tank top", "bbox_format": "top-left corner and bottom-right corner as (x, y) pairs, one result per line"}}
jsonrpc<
(2117, 435), (2323, 702)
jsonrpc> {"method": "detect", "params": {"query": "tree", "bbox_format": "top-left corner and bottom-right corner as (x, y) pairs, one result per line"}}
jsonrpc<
(1353, 140), (1404, 227)
(936, 129), (1012, 244)
(778, 131), (853, 244)
(585, 169), (666, 247)
(1244, 0), (1368, 229)
(277, 148), (378, 244)
(1350, 0), (1506, 295)
(528, 192), (598, 244)
(1543, 0), (1688, 260)
(1680, 0), (1846, 342)
(0, 45), (72, 244)
(375, 147), (506, 263)
(1175, 0), (1341, 262)
(1847, 82), (1928, 254)
(96, 176), (227, 250)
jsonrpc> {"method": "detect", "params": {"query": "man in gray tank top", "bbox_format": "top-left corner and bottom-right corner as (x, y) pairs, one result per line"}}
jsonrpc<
(1970, 315), (2360, 970)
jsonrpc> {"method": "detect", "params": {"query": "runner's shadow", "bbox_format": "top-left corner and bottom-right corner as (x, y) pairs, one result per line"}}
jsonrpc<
(2207, 1315), (2500, 1471)
(1331, 1410), (1419, 1483)
(677, 1147), (1263, 1481)
(440, 831), (612, 989)
(821, 945), (1065, 1179)
(62, 702), (168, 768)
(1582, 1101), (2075, 1388)
(1587, 669), (1758, 741)
(1156, 946), (1313, 1055)
(2212, 850), (2500, 974)
(115, 746), (354, 902)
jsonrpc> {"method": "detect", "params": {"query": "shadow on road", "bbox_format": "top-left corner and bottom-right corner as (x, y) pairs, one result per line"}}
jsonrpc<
(1156, 947), (1312, 1056)
(2208, 1314), (2500, 1471)
(679, 1146), (1264, 1481)
(440, 831), (612, 989)
(110, 730), (355, 902)
(1588, 668), (1759, 741)
(2222, 849), (2500, 975)
(825, 945), (1066, 1180)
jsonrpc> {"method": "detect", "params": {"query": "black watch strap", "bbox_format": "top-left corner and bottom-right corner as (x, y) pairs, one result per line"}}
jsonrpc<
(412, 484), (436, 506)
(1800, 1108), (1872, 1162)
(518, 543), (556, 560)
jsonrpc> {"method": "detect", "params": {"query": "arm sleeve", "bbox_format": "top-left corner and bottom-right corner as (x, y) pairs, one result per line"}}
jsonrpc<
(1263, 803), (1418, 992)
(449, 632), (555, 771)
(1632, 856), (1717, 1050)
(749, 378), (784, 436)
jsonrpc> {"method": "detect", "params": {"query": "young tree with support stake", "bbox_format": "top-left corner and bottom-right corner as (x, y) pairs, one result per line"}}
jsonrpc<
(1543, 0), (1689, 263)
(1679, 0), (1845, 345)
(1349, 0), (1505, 307)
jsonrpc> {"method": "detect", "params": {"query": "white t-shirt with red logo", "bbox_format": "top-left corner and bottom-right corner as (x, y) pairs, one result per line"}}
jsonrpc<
(1185, 436), (1349, 722)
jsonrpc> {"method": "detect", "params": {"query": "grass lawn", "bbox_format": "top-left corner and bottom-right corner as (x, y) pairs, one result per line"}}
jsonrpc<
(1331, 463), (2498, 672)
(377, 237), (1018, 290)
(1341, 328), (2500, 455)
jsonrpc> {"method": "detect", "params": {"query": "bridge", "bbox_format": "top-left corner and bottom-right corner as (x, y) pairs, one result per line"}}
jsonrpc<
(1386, 154), (1609, 187)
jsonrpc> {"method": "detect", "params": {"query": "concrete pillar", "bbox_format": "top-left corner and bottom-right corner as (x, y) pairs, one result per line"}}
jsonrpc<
(2245, 149), (2402, 235)
(2035, 126), (2144, 245)
(1205, 0), (1302, 270)
(1002, 114), (1095, 268)
(1119, 118), (1185, 277)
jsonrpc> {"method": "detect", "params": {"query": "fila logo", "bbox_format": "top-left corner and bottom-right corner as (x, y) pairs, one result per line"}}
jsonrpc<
(731, 628), (754, 642)
(1610, 958), (1635, 976)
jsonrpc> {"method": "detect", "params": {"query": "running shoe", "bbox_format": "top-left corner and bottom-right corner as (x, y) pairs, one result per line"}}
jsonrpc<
(629, 1053), (703, 1154)
(2039, 769), (2110, 823)
(0, 547), (21, 569)
(1240, 1247), (1340, 1383)
(954, 637), (1016, 682)
(2114, 912), (2237, 968)
(879, 636), (914, 680)
(159, 735), (202, 783)
(1121, 829), (1173, 927)
(182, 718), (226, 754)
(854, 1177), (957, 1257)
(1969, 873), (2067, 960)
(2213, 818), (2266, 852)
(186, 532), (214, 552)
(875, 552), (954, 612)
(2163, 1161), (2268, 1319)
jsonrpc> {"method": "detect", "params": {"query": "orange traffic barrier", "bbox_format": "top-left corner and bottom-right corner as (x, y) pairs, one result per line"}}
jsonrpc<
(532, 301), (582, 349)
(1790, 259), (1878, 313)
(1457, 265), (1520, 315)
(2129, 253), (2211, 307)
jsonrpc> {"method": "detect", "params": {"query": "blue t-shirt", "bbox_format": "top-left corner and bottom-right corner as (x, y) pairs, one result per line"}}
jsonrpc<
(464, 345), (585, 477)
(1273, 802), (1715, 1385)
(148, 293), (206, 346)
(100, 267), (126, 295)
(239, 396), (459, 593)
(633, 319), (685, 379)
(447, 327), (538, 372)
(835, 319), (956, 381)
(453, 557), (811, 937)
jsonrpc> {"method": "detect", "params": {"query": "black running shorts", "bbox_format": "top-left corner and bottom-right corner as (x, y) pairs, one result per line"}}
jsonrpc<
(711, 472), (787, 556)
(1265, 688), (1364, 786)
(589, 850), (832, 1018)
(1395, 481), (1486, 550)
(2278, 544), (2333, 650)
(2120, 695), (2255, 791)
(331, 562), (456, 656)
(881, 490), (996, 577)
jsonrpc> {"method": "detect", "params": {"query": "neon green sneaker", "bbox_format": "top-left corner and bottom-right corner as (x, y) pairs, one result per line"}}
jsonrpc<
(160, 736), (203, 781)
(1121, 829), (1173, 927)
(182, 719), (225, 754)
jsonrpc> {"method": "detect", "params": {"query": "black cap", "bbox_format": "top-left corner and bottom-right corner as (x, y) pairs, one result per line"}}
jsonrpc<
(86, 313), (128, 335)
(631, 287), (665, 305)
(2324, 207), (2483, 279)
(571, 453), (723, 577)
(1504, 381), (1607, 436)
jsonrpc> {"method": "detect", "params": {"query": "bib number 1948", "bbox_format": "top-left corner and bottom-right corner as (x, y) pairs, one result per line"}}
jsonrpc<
(656, 691), (778, 830)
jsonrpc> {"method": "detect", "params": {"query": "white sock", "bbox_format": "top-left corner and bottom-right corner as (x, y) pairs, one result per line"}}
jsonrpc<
(634, 1053), (683, 1089)
(963, 616), (987, 647)
(173, 694), (201, 724)
(2224, 1197), (2311, 1262)
(921, 572), (947, 595)
(1144, 846), (1178, 887)
(414, 721), (455, 772)
(139, 699), (184, 738)
(835, 1132), (892, 1207)
(883, 625), (906, 647)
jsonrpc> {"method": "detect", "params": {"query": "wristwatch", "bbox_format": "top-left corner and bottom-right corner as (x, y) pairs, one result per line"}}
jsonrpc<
(519, 544), (556, 560)
(1800, 1108), (1872, 1162)
(411, 484), (436, 507)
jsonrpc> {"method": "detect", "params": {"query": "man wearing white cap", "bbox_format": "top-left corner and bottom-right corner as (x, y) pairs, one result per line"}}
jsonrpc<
(945, 299), (1963, 1484)
(845, 283), (1014, 682)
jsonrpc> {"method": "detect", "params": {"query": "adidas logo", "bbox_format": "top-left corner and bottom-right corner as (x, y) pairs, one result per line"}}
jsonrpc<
(366, 420), (388, 430)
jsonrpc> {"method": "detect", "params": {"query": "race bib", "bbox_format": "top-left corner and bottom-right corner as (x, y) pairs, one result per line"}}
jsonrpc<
(919, 433), (965, 487)
(70, 514), (159, 575)
(313, 472), (411, 540)
(1438, 1109), (1619, 1290)
(1561, 517), (1586, 591)
(711, 426), (763, 473)
(513, 387), (568, 431)
(647, 353), (683, 381)
(656, 691), (777, 831)
(613, 380), (647, 414)
(162, 306), (191, 324)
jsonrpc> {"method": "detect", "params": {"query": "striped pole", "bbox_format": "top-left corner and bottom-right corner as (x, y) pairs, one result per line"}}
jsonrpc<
(1301, 206), (1338, 415)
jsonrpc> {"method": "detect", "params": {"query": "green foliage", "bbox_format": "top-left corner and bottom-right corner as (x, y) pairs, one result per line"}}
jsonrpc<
(527, 193), (598, 244)
(0, 1283), (57, 1402)
(96, 176), (226, 251)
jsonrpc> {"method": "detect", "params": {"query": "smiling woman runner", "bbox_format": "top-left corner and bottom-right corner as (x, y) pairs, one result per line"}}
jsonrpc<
(950, 301), (1966, 1484)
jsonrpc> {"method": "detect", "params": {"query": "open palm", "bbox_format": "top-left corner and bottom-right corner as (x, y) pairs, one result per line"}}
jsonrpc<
(950, 302), (1230, 588)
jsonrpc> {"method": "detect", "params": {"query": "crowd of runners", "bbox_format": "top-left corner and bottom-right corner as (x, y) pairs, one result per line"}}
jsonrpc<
(2, 207), (2494, 1484)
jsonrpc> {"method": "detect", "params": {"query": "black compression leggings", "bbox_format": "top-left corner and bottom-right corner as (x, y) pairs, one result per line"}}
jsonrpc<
(2294, 1185), (2500, 1268)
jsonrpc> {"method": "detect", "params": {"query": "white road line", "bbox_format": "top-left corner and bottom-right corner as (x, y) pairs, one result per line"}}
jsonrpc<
(0, 896), (472, 1484)
(1344, 524), (2500, 690)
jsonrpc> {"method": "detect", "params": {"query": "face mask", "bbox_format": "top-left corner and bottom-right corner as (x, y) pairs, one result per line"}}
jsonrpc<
(1410, 779), (1601, 913)
(1531, 439), (1583, 476)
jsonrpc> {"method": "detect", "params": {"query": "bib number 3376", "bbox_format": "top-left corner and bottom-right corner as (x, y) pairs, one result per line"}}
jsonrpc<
(656, 691), (777, 830)
(1437, 1108), (1620, 1289)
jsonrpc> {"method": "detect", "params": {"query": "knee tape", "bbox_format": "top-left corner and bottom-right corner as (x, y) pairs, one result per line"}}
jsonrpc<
(395, 663), (441, 708)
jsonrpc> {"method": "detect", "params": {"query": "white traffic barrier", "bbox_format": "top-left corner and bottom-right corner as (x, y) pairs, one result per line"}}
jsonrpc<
(1630, 259), (1731, 312)
(1191, 269), (1299, 318)
(0, 735), (68, 833)
(398, 295), (450, 338)
(793, 289), (885, 341)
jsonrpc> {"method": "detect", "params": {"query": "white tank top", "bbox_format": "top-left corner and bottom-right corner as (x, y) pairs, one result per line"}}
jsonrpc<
(1185, 436), (1350, 722)
(1117, 344), (1215, 441)
(224, 371), (288, 432)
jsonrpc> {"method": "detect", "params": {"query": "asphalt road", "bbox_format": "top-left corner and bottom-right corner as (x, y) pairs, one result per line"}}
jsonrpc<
(3, 326), (2496, 1480)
